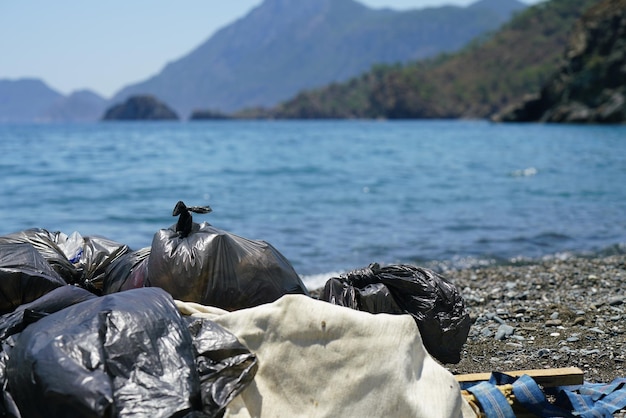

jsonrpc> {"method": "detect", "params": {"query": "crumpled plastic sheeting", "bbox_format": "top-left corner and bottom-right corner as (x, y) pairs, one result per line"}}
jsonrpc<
(186, 317), (258, 415)
(0, 229), (131, 294)
(0, 286), (98, 416)
(0, 229), (80, 283)
(6, 288), (257, 418)
(0, 285), (97, 341)
(320, 263), (471, 364)
(0, 243), (67, 314)
(75, 235), (130, 293)
(103, 247), (150, 294)
(147, 222), (309, 311)
(177, 295), (474, 418)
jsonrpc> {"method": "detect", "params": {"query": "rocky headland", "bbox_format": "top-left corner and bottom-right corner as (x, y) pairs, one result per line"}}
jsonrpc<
(495, 0), (626, 123)
(102, 95), (179, 121)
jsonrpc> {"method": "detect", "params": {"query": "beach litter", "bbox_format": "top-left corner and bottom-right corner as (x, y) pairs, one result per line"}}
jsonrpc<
(320, 262), (471, 364)
(140, 201), (309, 310)
(3, 201), (624, 417)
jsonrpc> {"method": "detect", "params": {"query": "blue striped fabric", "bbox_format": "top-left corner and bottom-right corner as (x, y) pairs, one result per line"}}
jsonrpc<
(463, 373), (626, 418)
(465, 381), (516, 418)
(557, 378), (626, 418)
(512, 375), (574, 417)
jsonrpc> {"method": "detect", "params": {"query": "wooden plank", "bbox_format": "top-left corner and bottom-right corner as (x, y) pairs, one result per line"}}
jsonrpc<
(455, 367), (584, 387)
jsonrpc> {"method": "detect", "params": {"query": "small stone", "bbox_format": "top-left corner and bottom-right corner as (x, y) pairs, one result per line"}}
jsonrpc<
(589, 327), (605, 334)
(609, 297), (624, 306)
(550, 312), (560, 320)
(545, 319), (563, 327)
(537, 348), (551, 358)
(567, 336), (580, 342)
(574, 317), (586, 325)
(495, 324), (515, 341)
(481, 328), (493, 338)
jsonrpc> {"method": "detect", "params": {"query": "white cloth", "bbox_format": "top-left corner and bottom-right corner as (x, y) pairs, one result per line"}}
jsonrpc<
(176, 295), (474, 418)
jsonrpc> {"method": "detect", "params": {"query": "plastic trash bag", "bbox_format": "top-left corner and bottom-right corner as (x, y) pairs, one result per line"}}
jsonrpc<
(320, 263), (471, 364)
(186, 316), (258, 415)
(0, 285), (97, 341)
(0, 229), (130, 293)
(76, 235), (131, 293)
(146, 202), (309, 310)
(6, 287), (257, 418)
(102, 247), (150, 294)
(0, 286), (98, 416)
(0, 243), (68, 314)
(0, 228), (80, 283)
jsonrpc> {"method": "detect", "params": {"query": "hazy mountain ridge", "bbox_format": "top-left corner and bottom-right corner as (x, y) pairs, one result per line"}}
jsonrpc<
(111, 0), (527, 117)
(0, 79), (106, 123)
(0, 79), (63, 122)
(1, 0), (526, 122)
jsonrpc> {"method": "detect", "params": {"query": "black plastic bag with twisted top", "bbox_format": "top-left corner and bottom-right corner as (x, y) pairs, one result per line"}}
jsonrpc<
(146, 201), (309, 311)
(321, 263), (471, 364)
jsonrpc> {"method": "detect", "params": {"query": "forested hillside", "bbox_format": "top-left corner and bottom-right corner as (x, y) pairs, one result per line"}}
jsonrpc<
(246, 0), (601, 119)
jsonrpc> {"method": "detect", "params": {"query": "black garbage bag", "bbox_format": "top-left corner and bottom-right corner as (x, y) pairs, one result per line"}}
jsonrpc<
(0, 228), (81, 283)
(6, 287), (257, 418)
(0, 285), (97, 341)
(186, 317), (258, 415)
(102, 247), (150, 294)
(76, 235), (131, 293)
(320, 263), (471, 364)
(0, 286), (98, 416)
(0, 243), (68, 314)
(146, 201), (309, 310)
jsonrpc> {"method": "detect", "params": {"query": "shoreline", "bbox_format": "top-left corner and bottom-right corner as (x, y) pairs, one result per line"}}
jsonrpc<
(444, 254), (626, 383)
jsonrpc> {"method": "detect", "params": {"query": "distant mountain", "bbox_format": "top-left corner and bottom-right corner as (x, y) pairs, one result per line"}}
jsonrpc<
(43, 90), (108, 122)
(112, 0), (527, 117)
(253, 0), (601, 120)
(0, 79), (107, 123)
(495, 0), (626, 123)
(0, 78), (63, 122)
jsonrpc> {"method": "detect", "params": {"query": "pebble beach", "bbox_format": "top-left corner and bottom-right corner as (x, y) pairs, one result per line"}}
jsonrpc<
(445, 254), (626, 384)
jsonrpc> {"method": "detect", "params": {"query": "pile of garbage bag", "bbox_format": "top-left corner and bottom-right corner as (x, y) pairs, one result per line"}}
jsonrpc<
(0, 201), (473, 417)
(0, 287), (257, 417)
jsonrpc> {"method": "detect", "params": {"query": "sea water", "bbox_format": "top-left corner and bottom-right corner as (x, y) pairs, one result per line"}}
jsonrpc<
(1, 120), (625, 288)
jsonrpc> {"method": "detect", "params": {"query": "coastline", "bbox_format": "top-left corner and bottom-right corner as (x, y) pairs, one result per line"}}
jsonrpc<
(444, 254), (626, 383)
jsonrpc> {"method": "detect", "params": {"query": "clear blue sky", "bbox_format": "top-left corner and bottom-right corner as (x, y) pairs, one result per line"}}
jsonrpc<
(0, 0), (542, 99)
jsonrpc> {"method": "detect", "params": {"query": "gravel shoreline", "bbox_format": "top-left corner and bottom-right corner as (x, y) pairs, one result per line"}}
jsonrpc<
(444, 254), (626, 384)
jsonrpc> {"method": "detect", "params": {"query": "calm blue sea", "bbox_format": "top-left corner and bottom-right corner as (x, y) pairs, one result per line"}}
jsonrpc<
(1, 120), (625, 288)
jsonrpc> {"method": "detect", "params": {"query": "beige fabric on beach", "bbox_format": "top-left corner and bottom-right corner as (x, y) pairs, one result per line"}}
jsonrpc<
(176, 295), (475, 418)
